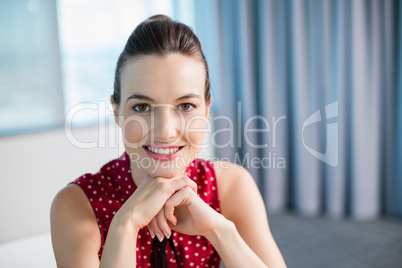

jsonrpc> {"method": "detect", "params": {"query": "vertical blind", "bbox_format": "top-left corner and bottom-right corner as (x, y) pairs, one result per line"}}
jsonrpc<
(197, 0), (402, 220)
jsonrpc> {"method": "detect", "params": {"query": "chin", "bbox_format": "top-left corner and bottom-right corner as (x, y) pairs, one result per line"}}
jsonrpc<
(146, 156), (190, 178)
(135, 150), (195, 179)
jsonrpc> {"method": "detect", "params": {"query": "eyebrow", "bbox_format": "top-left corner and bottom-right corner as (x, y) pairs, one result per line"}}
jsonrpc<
(126, 93), (202, 102)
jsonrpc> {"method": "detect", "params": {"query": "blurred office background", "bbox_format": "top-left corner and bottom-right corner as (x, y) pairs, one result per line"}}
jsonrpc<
(0, 0), (401, 267)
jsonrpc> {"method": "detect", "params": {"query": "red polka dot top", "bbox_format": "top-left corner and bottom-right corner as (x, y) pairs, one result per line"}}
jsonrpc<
(71, 152), (221, 268)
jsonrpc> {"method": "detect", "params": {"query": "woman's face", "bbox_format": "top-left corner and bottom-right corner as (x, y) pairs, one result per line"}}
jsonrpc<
(114, 54), (211, 184)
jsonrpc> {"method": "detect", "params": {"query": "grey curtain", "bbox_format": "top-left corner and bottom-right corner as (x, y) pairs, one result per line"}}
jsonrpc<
(195, 0), (402, 220)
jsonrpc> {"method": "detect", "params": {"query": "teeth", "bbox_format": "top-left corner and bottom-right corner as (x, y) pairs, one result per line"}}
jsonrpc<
(146, 146), (181, 155)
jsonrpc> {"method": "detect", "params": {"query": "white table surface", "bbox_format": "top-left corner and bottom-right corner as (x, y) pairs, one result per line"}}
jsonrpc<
(0, 232), (56, 268)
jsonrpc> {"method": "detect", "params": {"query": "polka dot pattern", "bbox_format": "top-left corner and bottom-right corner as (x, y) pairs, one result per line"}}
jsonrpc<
(70, 152), (221, 267)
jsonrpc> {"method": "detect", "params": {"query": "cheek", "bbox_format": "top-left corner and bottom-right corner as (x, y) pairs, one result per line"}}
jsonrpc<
(187, 132), (205, 150)
(122, 116), (149, 147)
(185, 117), (208, 147)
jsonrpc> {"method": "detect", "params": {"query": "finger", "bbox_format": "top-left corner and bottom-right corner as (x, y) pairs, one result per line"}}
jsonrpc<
(148, 217), (164, 242)
(156, 208), (171, 239)
(146, 225), (155, 239)
(164, 186), (193, 224)
(171, 175), (198, 194)
(185, 176), (198, 194)
(155, 176), (197, 197)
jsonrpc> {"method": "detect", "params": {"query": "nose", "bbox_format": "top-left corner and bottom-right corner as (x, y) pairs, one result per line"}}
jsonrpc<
(152, 106), (181, 143)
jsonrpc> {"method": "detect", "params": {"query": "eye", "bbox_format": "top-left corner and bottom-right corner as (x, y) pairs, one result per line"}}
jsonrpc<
(133, 104), (150, 112)
(178, 103), (196, 111)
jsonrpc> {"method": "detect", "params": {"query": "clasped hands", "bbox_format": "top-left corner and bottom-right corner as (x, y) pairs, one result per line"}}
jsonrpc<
(114, 174), (223, 242)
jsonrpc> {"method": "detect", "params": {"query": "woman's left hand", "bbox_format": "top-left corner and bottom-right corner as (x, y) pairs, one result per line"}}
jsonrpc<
(163, 186), (225, 237)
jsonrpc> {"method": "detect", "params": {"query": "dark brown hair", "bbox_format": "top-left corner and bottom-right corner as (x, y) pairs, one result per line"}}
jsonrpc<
(112, 14), (211, 105)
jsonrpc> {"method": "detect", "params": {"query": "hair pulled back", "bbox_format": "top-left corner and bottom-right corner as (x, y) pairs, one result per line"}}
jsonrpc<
(112, 14), (211, 105)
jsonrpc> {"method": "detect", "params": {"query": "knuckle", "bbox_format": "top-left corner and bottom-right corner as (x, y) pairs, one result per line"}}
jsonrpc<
(184, 187), (196, 198)
(160, 183), (170, 194)
(165, 199), (174, 209)
(182, 177), (192, 186)
(154, 177), (164, 184)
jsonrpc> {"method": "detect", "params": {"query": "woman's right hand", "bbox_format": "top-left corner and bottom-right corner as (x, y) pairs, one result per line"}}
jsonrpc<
(113, 174), (197, 239)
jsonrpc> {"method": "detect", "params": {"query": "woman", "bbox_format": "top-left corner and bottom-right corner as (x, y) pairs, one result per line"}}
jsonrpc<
(51, 15), (286, 268)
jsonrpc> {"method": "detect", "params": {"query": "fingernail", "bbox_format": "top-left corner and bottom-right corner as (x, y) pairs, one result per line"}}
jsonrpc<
(156, 233), (163, 242)
(163, 231), (170, 239)
(149, 229), (155, 239)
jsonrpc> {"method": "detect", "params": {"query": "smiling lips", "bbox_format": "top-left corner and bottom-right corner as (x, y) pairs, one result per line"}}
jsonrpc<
(143, 145), (184, 161)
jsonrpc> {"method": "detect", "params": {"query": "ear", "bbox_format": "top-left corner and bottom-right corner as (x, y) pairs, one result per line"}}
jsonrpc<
(110, 95), (121, 127)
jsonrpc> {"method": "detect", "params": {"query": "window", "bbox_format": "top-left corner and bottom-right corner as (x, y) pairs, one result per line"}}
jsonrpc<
(0, 0), (196, 135)
(58, 0), (175, 126)
(0, 0), (64, 135)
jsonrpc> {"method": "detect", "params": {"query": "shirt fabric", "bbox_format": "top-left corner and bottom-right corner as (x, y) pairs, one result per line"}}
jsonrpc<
(71, 152), (221, 268)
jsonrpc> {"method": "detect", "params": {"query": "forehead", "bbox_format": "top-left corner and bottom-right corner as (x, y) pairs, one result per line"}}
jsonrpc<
(120, 54), (206, 102)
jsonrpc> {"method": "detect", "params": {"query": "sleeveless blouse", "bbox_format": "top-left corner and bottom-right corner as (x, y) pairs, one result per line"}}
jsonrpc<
(71, 152), (221, 268)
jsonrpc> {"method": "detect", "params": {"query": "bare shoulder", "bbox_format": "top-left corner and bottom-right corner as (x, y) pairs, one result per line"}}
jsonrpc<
(51, 184), (101, 267)
(52, 183), (90, 210)
(211, 161), (251, 182)
(51, 184), (95, 223)
(211, 161), (262, 220)
(211, 161), (257, 196)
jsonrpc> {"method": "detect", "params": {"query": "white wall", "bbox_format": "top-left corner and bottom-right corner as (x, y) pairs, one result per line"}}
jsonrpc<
(0, 123), (124, 244)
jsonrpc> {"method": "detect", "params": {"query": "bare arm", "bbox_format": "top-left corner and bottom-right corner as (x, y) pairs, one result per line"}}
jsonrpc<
(213, 162), (287, 268)
(203, 218), (268, 267)
(99, 214), (138, 268)
(51, 184), (139, 268)
(50, 184), (101, 268)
